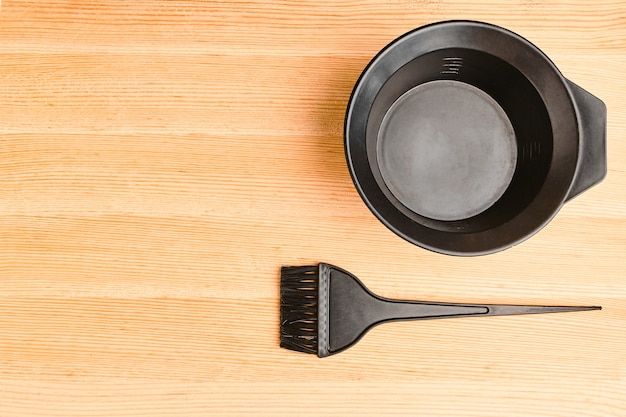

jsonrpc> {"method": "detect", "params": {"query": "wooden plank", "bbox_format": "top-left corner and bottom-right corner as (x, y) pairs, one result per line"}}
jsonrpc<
(0, 0), (625, 415)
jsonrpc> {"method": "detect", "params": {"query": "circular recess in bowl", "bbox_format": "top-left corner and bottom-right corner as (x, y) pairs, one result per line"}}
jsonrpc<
(377, 80), (517, 221)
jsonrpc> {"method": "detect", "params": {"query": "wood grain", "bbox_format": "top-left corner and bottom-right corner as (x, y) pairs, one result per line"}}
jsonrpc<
(1, 1), (625, 415)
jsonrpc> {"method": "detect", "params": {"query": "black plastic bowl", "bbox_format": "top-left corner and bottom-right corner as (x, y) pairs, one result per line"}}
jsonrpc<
(345, 21), (606, 256)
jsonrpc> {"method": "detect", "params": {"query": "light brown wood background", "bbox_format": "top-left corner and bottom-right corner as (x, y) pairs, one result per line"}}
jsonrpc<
(1, 1), (625, 415)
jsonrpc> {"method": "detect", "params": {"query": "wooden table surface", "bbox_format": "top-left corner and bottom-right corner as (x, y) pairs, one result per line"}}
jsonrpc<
(1, 1), (625, 415)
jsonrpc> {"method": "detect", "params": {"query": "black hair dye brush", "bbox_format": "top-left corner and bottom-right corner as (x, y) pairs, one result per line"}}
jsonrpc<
(280, 263), (601, 357)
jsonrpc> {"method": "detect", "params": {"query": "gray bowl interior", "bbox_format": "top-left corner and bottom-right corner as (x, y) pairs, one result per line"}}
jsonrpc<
(365, 48), (553, 233)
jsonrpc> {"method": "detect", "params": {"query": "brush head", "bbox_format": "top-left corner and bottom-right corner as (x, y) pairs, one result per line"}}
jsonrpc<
(280, 263), (365, 357)
(280, 265), (321, 355)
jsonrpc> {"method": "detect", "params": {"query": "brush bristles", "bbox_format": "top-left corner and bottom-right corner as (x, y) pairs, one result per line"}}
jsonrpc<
(280, 265), (319, 355)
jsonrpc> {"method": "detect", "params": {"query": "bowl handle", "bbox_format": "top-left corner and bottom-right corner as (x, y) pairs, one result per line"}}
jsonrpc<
(565, 80), (607, 201)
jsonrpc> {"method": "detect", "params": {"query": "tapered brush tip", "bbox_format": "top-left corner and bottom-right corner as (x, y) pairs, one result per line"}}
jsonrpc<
(486, 304), (602, 316)
(531, 305), (602, 313)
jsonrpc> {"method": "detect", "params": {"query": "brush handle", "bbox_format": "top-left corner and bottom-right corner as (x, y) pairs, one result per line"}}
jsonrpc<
(371, 299), (489, 322)
(323, 264), (600, 356)
(371, 299), (600, 322)
(327, 268), (492, 354)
